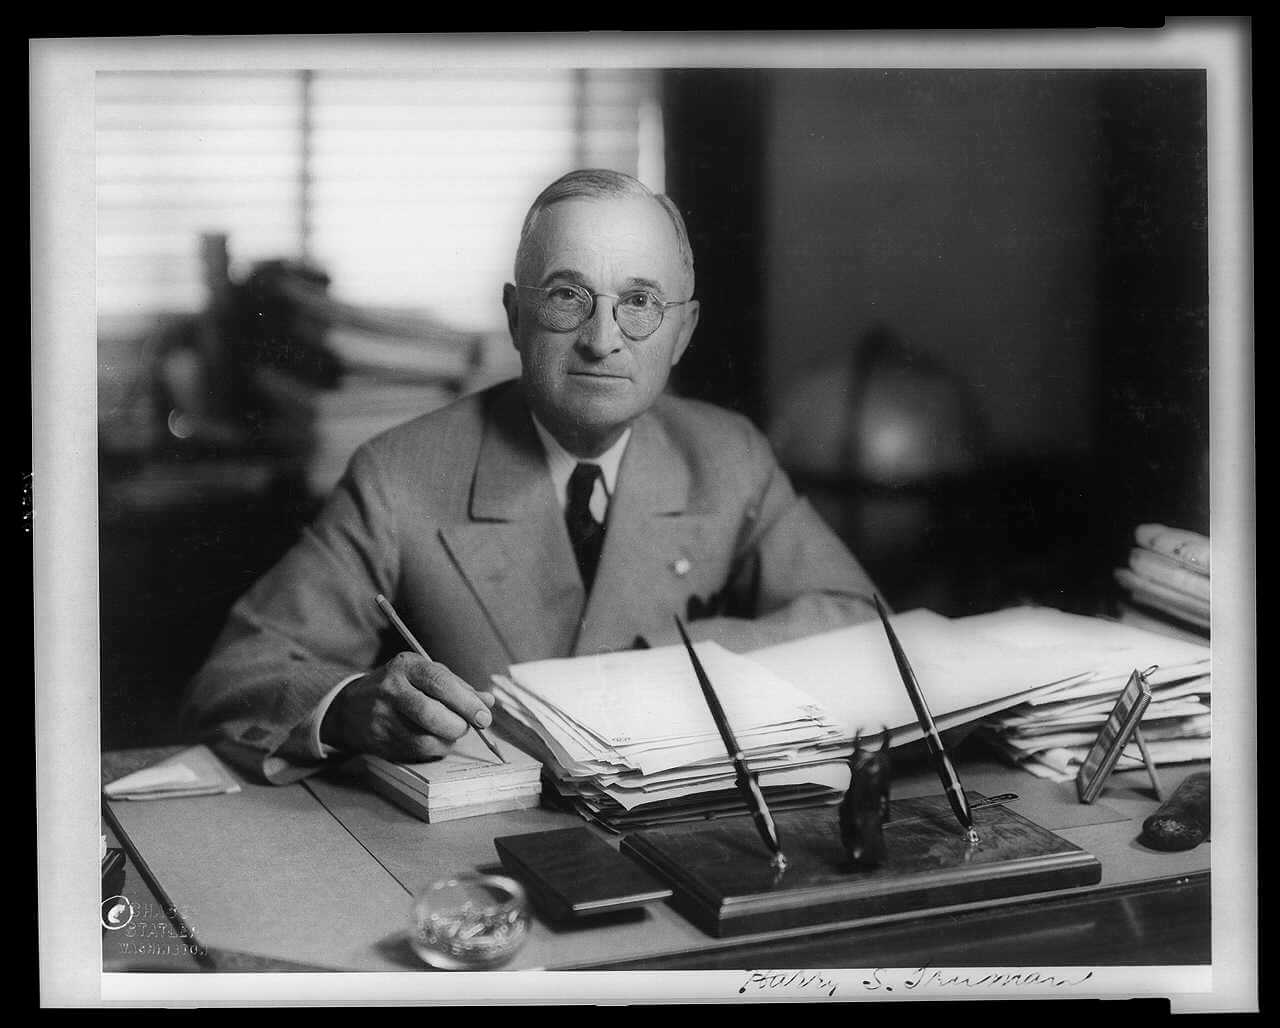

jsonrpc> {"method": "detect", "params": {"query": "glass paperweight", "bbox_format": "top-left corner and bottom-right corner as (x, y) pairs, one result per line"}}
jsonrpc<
(409, 873), (530, 970)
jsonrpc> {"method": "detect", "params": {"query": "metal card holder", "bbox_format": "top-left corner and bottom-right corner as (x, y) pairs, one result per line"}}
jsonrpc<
(1076, 667), (1164, 804)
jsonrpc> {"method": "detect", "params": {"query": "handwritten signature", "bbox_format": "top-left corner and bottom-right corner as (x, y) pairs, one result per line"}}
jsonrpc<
(737, 966), (1096, 999)
(739, 970), (839, 997)
(861, 966), (1095, 992)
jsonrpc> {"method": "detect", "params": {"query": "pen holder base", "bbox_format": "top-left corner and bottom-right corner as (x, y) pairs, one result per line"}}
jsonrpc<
(621, 792), (1101, 938)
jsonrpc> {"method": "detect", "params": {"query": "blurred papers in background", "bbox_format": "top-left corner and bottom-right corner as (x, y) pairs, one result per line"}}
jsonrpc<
(1114, 524), (1210, 636)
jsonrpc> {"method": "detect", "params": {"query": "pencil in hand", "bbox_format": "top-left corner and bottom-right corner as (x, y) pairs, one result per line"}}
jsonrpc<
(374, 594), (507, 764)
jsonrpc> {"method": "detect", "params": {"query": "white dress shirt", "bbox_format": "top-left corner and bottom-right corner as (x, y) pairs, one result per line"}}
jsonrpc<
(528, 415), (631, 523)
(297, 416), (633, 759)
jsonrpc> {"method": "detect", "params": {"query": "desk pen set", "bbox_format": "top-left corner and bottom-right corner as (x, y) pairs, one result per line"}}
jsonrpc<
(616, 603), (1102, 937)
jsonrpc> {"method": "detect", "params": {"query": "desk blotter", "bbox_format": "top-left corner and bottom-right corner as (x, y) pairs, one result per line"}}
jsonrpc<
(620, 792), (1102, 937)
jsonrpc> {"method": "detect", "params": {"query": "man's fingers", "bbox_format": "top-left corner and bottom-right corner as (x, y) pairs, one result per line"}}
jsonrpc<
(389, 685), (471, 742)
(335, 655), (496, 759)
(397, 655), (493, 729)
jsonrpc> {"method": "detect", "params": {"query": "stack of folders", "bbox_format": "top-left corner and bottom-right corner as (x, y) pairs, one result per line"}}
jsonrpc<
(971, 606), (1212, 782)
(1113, 524), (1210, 635)
(492, 609), (1121, 830)
(352, 730), (543, 823)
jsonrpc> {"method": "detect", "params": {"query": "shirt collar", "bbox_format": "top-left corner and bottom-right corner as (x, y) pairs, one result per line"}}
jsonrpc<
(529, 414), (632, 507)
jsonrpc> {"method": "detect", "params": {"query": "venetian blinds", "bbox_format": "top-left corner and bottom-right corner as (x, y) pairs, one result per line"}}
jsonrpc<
(97, 69), (664, 333)
(96, 72), (307, 322)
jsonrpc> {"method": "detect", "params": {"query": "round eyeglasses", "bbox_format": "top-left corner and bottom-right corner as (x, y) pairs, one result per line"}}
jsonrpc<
(517, 283), (693, 341)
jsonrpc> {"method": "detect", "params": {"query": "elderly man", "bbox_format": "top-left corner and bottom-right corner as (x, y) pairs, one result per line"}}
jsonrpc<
(182, 169), (879, 783)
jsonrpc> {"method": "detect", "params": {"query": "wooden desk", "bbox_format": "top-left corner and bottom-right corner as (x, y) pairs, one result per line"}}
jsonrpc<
(102, 749), (1210, 974)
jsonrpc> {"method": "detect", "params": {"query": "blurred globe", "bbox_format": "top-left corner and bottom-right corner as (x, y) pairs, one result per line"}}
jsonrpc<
(771, 324), (987, 487)
(769, 326), (989, 605)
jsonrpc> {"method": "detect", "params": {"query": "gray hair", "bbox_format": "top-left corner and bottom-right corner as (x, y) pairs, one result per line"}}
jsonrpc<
(513, 168), (695, 295)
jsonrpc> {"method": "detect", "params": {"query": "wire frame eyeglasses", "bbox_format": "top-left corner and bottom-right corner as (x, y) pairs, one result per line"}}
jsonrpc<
(517, 284), (693, 341)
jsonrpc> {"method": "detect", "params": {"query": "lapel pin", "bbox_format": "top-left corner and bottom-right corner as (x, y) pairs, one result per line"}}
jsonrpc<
(672, 557), (692, 577)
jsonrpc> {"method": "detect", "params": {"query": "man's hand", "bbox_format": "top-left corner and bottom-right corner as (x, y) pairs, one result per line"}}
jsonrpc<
(320, 652), (497, 761)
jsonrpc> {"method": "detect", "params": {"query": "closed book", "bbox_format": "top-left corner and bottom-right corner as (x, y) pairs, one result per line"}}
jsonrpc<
(352, 731), (543, 824)
(494, 828), (672, 921)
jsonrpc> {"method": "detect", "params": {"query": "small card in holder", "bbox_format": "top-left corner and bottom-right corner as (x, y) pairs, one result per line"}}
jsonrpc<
(494, 827), (672, 922)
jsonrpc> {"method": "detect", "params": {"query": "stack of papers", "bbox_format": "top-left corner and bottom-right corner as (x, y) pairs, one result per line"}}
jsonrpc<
(969, 607), (1212, 781)
(352, 730), (543, 823)
(747, 609), (1095, 743)
(492, 609), (1130, 829)
(493, 641), (851, 828)
(1114, 524), (1210, 633)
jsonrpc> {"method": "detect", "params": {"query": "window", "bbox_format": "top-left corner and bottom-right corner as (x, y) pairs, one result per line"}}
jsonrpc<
(96, 69), (664, 333)
(97, 72), (307, 322)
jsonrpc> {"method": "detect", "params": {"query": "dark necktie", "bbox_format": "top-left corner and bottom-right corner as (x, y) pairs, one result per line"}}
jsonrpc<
(566, 462), (606, 592)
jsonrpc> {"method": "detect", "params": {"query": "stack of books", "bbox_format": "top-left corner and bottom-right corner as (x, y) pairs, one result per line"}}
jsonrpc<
(972, 606), (1212, 782)
(1114, 524), (1210, 635)
(351, 731), (543, 823)
(261, 274), (510, 497)
(490, 609), (1128, 830)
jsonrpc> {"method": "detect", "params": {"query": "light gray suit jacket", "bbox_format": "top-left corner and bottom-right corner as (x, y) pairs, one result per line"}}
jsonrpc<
(181, 380), (878, 782)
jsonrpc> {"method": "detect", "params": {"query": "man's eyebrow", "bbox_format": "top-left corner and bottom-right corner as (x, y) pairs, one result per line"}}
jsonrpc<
(622, 276), (666, 294)
(538, 268), (589, 287)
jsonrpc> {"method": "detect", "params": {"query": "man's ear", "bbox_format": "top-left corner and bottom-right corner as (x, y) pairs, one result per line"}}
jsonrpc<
(502, 283), (520, 346)
(669, 299), (700, 366)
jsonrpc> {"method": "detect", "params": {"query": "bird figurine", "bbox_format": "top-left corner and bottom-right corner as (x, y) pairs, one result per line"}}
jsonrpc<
(839, 729), (892, 867)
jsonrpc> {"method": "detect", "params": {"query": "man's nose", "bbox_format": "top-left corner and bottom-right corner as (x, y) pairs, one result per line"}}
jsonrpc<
(575, 298), (624, 358)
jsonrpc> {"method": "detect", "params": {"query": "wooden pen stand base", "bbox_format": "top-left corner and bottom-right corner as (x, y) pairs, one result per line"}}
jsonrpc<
(620, 793), (1101, 938)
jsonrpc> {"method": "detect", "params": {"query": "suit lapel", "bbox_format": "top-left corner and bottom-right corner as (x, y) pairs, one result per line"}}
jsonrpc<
(438, 388), (585, 664)
(574, 410), (721, 655)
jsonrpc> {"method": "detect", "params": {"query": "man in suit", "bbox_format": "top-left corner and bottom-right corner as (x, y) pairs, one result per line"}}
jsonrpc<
(182, 169), (879, 783)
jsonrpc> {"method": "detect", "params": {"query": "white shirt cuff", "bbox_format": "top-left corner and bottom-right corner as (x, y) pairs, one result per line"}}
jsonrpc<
(302, 673), (365, 760)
